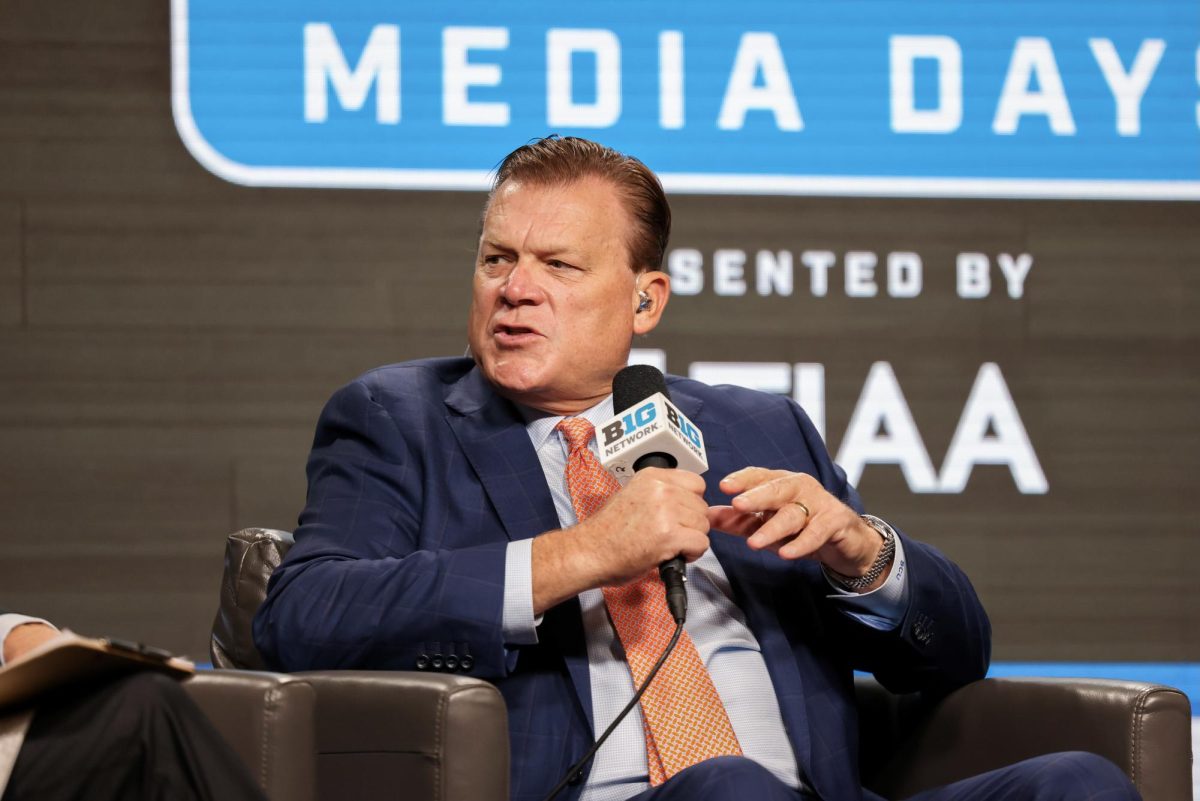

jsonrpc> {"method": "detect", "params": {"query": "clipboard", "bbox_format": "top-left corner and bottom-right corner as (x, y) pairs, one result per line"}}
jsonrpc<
(0, 632), (195, 712)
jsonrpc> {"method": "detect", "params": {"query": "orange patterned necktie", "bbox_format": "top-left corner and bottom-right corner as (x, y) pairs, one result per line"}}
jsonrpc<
(556, 417), (742, 785)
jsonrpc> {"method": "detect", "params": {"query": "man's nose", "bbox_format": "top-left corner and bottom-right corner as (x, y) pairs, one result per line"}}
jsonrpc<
(500, 258), (545, 305)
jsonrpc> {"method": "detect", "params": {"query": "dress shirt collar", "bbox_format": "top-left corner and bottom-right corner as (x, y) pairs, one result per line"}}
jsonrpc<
(521, 396), (616, 453)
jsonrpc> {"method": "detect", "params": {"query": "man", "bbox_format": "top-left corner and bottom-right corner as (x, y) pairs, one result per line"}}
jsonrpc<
(0, 614), (267, 801)
(254, 137), (1137, 801)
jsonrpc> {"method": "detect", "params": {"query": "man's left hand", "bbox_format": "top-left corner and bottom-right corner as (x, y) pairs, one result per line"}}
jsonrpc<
(708, 467), (887, 589)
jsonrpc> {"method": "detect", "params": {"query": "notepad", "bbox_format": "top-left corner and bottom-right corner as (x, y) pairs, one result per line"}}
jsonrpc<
(0, 631), (194, 711)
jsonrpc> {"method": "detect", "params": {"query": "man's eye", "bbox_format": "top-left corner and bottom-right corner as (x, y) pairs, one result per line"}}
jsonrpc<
(548, 260), (577, 271)
(482, 254), (507, 265)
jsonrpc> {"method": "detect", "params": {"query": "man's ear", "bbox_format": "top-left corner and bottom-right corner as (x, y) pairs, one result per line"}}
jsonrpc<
(633, 270), (670, 336)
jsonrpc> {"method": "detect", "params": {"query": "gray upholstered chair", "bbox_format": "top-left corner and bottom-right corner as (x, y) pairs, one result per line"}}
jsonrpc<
(202, 528), (1192, 801)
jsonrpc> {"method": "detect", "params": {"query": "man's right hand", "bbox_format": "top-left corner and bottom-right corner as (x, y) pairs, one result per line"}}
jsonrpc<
(531, 468), (710, 615)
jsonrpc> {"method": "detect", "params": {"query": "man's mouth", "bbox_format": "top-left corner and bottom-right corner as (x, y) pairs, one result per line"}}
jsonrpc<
(493, 323), (542, 345)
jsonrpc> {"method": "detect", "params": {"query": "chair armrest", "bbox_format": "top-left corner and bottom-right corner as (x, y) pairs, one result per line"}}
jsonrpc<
(296, 671), (509, 801)
(183, 670), (318, 801)
(869, 678), (1192, 801)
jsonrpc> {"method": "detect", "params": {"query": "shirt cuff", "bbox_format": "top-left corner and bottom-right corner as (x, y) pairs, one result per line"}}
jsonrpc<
(823, 522), (909, 631)
(502, 539), (542, 646)
(0, 614), (57, 666)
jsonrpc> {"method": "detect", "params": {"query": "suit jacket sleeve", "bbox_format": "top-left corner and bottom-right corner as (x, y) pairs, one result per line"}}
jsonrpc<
(718, 389), (991, 698)
(253, 376), (512, 676)
(791, 397), (992, 696)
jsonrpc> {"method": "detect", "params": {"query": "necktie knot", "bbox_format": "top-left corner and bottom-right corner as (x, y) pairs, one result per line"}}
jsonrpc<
(556, 417), (595, 452)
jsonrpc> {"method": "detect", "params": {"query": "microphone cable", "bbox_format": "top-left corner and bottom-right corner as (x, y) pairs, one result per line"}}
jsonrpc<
(540, 619), (684, 801)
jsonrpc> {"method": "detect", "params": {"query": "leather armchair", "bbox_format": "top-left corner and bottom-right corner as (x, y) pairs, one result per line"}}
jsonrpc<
(207, 528), (507, 801)
(208, 528), (1192, 801)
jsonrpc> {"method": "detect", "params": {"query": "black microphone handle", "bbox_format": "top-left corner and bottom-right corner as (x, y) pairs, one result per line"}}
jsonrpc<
(632, 451), (688, 623)
(659, 557), (687, 624)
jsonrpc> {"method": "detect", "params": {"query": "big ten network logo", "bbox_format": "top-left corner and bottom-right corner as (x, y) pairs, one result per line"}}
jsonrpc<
(628, 351), (1048, 496)
(602, 401), (702, 450)
(599, 394), (708, 481)
(602, 397), (702, 454)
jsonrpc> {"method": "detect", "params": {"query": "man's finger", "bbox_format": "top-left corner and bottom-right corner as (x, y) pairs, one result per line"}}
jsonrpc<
(719, 467), (791, 495)
(777, 519), (832, 560)
(641, 466), (709, 494)
(730, 475), (815, 514)
(707, 505), (764, 538)
(746, 502), (812, 550)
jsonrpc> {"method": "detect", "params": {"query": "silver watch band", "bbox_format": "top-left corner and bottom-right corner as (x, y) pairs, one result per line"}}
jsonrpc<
(826, 515), (895, 592)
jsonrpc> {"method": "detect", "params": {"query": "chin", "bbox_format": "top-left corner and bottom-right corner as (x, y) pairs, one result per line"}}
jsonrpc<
(481, 356), (552, 398)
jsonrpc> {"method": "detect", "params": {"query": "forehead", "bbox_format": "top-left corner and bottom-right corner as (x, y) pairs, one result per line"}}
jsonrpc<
(481, 177), (635, 258)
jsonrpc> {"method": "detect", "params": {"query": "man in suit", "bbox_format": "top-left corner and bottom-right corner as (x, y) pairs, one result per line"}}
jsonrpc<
(0, 614), (267, 801)
(254, 137), (1138, 801)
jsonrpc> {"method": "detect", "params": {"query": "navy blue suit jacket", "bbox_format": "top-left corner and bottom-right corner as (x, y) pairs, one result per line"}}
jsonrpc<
(254, 358), (990, 801)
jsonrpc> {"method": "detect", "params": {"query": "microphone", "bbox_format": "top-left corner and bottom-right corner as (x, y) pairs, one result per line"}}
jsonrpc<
(599, 365), (708, 623)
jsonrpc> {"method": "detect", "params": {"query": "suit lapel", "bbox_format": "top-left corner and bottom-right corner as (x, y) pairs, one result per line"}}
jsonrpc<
(444, 367), (595, 729)
(445, 368), (560, 542)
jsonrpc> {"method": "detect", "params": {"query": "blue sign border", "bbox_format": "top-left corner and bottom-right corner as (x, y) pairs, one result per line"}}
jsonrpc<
(171, 0), (1200, 200)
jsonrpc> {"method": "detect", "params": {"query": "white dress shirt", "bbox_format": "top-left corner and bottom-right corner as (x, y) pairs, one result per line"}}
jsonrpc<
(502, 396), (909, 801)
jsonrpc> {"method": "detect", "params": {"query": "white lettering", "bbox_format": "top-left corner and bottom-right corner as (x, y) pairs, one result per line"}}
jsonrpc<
(957, 253), (991, 298)
(442, 27), (509, 126)
(996, 253), (1034, 299)
(304, 23), (400, 124)
(887, 252), (922, 298)
(837, 362), (939, 493)
(659, 31), (685, 129)
(1089, 38), (1165, 137)
(547, 29), (622, 128)
(756, 250), (793, 297)
(714, 249), (747, 296)
(668, 249), (704, 295)
(845, 251), (878, 297)
(890, 35), (962, 133)
(717, 33), (803, 131)
(801, 250), (834, 297)
(939, 363), (1048, 494)
(993, 37), (1076, 135)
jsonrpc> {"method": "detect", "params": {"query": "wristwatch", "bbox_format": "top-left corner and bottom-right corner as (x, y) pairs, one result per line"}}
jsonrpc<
(826, 514), (895, 592)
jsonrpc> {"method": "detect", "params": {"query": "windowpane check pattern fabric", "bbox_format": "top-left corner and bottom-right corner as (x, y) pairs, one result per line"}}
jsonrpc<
(556, 417), (743, 786)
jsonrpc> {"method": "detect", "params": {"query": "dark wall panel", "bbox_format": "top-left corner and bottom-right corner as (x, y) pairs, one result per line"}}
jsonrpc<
(0, 0), (1195, 666)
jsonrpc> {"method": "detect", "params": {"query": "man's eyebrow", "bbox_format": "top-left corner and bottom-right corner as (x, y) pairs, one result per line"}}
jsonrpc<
(479, 239), (514, 252)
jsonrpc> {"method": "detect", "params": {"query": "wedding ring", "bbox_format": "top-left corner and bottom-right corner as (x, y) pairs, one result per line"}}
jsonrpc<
(793, 501), (810, 518)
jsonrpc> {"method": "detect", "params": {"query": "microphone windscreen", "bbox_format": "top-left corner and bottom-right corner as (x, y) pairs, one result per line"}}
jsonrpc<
(613, 365), (670, 412)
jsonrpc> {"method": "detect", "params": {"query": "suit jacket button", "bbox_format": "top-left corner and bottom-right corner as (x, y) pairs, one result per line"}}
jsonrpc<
(415, 654), (430, 670)
(459, 654), (474, 671)
(431, 653), (444, 670)
(445, 655), (459, 670)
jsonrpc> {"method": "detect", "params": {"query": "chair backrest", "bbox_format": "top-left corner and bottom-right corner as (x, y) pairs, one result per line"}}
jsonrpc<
(211, 527), (295, 669)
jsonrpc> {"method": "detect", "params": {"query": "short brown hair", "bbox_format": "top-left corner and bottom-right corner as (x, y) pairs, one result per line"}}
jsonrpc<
(487, 136), (671, 272)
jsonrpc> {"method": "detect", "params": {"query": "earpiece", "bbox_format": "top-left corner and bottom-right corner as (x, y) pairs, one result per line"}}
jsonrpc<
(637, 290), (652, 312)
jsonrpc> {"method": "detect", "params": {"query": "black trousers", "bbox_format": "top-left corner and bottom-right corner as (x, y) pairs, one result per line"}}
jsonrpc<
(3, 672), (267, 801)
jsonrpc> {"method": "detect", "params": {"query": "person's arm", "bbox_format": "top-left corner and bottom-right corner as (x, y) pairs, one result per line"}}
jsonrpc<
(253, 377), (515, 678)
(708, 397), (990, 696)
(530, 467), (712, 615)
(0, 616), (59, 665)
